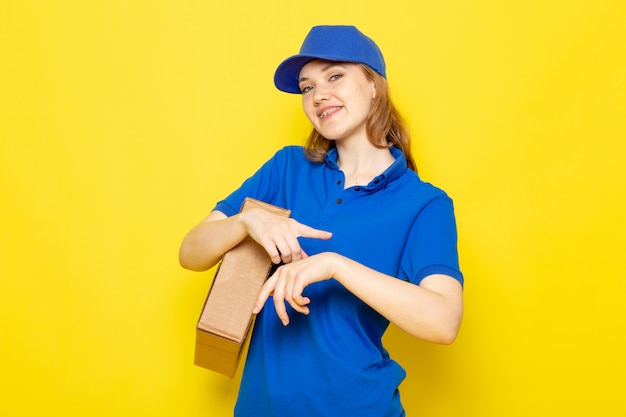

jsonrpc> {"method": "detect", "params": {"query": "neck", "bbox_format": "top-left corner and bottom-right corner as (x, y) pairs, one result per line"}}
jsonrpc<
(335, 141), (395, 187)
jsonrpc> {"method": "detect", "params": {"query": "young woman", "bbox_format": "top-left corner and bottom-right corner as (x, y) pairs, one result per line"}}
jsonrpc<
(180, 25), (464, 417)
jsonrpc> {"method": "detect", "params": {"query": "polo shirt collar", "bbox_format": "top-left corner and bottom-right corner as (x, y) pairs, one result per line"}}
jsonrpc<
(324, 146), (407, 189)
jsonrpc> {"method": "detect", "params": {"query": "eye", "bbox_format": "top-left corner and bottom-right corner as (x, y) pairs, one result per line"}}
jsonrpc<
(329, 73), (343, 82)
(300, 85), (313, 94)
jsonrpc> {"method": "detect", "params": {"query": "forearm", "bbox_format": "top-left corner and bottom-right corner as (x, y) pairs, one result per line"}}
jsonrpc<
(178, 211), (247, 271)
(181, 207), (334, 272)
(332, 255), (463, 344)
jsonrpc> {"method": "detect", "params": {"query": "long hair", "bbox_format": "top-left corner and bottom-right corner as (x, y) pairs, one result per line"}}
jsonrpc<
(303, 64), (417, 172)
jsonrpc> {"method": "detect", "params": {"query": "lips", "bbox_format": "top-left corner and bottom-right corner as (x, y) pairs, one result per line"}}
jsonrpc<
(318, 106), (342, 119)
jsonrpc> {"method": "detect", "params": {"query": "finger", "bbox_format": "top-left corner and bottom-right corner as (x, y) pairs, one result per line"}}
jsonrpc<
(253, 275), (276, 314)
(299, 225), (333, 240)
(261, 239), (283, 264)
(284, 269), (310, 315)
(288, 294), (310, 315)
(274, 234), (307, 264)
(274, 237), (295, 264)
(270, 275), (289, 326)
(283, 238), (304, 263)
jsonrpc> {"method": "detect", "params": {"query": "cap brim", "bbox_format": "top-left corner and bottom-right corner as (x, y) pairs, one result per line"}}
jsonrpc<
(274, 55), (317, 94)
(274, 54), (351, 94)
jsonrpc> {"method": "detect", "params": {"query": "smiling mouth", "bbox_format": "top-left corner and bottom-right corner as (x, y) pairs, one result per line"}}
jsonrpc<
(319, 107), (342, 119)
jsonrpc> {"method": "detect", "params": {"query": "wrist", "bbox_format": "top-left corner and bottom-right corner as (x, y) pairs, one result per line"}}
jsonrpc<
(327, 252), (347, 281)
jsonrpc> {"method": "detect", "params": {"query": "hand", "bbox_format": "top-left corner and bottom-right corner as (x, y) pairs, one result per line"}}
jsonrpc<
(253, 252), (342, 326)
(241, 208), (332, 264)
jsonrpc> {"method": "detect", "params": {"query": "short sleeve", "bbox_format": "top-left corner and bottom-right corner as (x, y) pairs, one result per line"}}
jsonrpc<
(213, 148), (285, 217)
(399, 195), (464, 287)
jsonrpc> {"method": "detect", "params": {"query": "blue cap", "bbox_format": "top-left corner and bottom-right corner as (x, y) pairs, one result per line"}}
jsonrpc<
(274, 25), (386, 94)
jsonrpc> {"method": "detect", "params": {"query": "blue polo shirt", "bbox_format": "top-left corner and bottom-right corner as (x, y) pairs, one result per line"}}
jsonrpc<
(214, 145), (463, 417)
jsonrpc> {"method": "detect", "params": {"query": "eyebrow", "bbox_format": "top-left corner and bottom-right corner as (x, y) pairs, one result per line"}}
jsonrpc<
(299, 63), (347, 83)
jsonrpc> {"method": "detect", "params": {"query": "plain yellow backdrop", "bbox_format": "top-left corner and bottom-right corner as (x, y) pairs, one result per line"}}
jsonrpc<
(1, 0), (625, 415)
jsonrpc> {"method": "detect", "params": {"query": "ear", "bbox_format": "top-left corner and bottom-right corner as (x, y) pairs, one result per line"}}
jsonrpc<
(371, 82), (377, 99)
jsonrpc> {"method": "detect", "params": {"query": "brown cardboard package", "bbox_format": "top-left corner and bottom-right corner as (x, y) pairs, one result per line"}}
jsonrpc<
(194, 198), (290, 377)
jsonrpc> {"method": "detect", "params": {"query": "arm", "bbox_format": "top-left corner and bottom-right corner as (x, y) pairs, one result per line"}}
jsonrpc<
(254, 252), (463, 344)
(333, 256), (463, 344)
(179, 210), (246, 271)
(179, 208), (333, 272)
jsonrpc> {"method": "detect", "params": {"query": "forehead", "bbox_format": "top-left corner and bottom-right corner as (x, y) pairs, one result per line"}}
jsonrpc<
(299, 60), (354, 78)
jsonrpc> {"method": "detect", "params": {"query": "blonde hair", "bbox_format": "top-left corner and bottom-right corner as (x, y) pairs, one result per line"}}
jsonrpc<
(303, 64), (417, 172)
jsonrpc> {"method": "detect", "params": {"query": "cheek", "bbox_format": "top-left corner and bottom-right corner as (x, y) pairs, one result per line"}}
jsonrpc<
(302, 100), (317, 123)
(354, 90), (374, 115)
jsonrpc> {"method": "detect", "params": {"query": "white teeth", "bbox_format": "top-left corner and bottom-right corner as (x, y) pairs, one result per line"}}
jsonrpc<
(320, 107), (341, 119)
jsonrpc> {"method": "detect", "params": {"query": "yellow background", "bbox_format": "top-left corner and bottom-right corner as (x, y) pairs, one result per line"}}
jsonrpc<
(2, 1), (625, 415)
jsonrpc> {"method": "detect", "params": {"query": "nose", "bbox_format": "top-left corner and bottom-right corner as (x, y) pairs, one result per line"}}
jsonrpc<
(313, 83), (330, 104)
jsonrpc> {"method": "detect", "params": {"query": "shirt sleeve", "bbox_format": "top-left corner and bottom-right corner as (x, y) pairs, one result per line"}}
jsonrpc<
(399, 194), (464, 287)
(212, 148), (285, 217)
